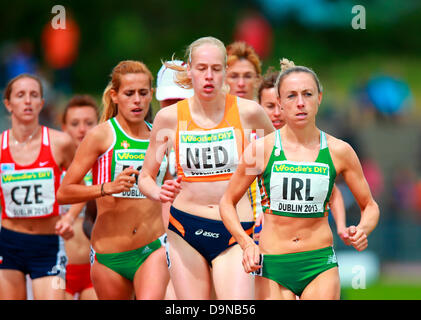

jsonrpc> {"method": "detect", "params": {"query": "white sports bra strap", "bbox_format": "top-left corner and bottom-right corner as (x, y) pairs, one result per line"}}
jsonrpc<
(42, 127), (49, 146)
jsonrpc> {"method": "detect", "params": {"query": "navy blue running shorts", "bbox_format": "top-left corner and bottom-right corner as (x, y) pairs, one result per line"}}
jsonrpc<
(0, 227), (67, 279)
(168, 206), (254, 266)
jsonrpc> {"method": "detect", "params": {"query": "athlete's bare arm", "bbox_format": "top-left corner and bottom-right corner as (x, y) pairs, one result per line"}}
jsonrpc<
(220, 134), (274, 273)
(237, 98), (275, 141)
(48, 129), (79, 239)
(328, 135), (380, 251)
(138, 105), (181, 202)
(57, 122), (138, 204)
(329, 184), (347, 242)
(49, 129), (76, 170)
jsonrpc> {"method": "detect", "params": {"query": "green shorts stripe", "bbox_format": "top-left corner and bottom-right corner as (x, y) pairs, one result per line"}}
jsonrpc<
(261, 246), (338, 297)
(95, 238), (162, 281)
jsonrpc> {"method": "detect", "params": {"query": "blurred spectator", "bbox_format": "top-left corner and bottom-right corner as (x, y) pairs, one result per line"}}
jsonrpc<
(390, 167), (416, 214)
(361, 158), (384, 200)
(411, 180), (421, 220)
(355, 74), (413, 121)
(4, 40), (37, 80)
(335, 113), (384, 200)
(42, 16), (80, 94)
(233, 11), (273, 59)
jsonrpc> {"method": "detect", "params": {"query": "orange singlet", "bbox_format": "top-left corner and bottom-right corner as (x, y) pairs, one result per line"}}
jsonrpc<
(175, 94), (245, 182)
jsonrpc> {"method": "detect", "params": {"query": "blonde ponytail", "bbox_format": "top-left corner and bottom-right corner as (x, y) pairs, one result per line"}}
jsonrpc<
(164, 60), (192, 89)
(100, 82), (118, 123)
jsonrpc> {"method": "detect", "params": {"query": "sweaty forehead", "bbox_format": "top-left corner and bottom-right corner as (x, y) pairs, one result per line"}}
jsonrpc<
(227, 59), (256, 74)
(66, 106), (98, 119)
(191, 44), (225, 66)
(11, 77), (41, 94)
(119, 73), (151, 89)
(281, 72), (318, 92)
(261, 87), (277, 101)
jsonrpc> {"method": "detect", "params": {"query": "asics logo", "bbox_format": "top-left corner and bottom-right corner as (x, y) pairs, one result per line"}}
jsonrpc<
(195, 229), (219, 238)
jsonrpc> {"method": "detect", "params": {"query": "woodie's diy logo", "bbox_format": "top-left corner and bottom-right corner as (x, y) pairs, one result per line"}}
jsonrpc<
(2, 171), (52, 183)
(116, 152), (145, 161)
(180, 131), (234, 143)
(273, 164), (328, 175)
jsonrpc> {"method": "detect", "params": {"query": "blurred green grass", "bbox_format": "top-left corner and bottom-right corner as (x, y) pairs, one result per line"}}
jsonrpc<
(341, 277), (421, 300)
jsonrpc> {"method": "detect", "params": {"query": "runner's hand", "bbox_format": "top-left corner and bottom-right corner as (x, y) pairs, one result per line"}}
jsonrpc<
(55, 215), (74, 240)
(338, 226), (351, 246)
(159, 176), (182, 203)
(243, 241), (261, 273)
(346, 225), (368, 251)
(104, 167), (139, 194)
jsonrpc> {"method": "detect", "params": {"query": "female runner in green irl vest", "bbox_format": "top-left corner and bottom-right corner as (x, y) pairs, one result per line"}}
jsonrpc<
(57, 60), (171, 299)
(220, 58), (380, 300)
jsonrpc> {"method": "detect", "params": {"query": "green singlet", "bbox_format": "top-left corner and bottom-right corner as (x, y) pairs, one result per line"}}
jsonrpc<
(258, 130), (336, 218)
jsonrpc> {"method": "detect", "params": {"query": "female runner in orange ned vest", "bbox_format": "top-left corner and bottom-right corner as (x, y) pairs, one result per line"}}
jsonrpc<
(138, 36), (275, 299)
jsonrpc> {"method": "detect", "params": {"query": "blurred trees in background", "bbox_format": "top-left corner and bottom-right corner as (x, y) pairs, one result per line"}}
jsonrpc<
(1, 0), (420, 99)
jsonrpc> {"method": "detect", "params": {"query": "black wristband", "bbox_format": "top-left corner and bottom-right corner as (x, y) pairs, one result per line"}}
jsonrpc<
(101, 183), (107, 196)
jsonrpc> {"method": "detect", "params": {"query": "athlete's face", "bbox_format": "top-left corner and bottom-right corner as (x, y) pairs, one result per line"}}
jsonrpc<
(260, 87), (285, 130)
(188, 43), (225, 101)
(278, 72), (322, 127)
(226, 59), (258, 100)
(62, 106), (98, 147)
(111, 73), (153, 122)
(4, 77), (44, 123)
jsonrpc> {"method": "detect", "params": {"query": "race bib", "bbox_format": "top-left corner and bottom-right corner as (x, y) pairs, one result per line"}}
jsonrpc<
(179, 127), (238, 177)
(113, 149), (166, 198)
(269, 161), (329, 215)
(1, 168), (56, 218)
